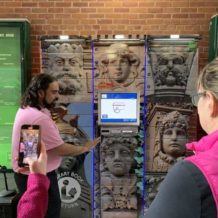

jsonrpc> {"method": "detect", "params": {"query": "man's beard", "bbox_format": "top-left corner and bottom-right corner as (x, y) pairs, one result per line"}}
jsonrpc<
(43, 98), (57, 109)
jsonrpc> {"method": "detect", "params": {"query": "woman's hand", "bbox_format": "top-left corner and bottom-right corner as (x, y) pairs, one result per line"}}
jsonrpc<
(17, 141), (47, 175)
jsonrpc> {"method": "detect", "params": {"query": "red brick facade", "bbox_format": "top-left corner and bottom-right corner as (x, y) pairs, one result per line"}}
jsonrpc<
(0, 0), (217, 75)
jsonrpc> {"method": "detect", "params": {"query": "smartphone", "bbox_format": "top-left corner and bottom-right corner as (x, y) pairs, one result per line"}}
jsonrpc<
(18, 125), (41, 167)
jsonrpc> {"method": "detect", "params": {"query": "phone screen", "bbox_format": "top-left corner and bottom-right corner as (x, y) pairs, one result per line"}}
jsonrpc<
(18, 125), (40, 167)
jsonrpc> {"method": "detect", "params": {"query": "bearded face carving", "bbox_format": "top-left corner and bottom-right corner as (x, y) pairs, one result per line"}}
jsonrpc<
(47, 43), (84, 96)
(152, 53), (189, 87)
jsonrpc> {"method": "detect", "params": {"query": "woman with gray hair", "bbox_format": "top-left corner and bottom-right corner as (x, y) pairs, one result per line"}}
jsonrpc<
(146, 58), (218, 218)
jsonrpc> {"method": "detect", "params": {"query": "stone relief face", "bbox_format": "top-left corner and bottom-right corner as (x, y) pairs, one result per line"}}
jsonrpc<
(95, 43), (143, 93)
(105, 143), (133, 176)
(162, 126), (187, 158)
(107, 55), (131, 83)
(50, 54), (82, 94)
(47, 43), (84, 97)
(151, 110), (189, 172)
(153, 52), (189, 87)
(150, 48), (191, 87)
(159, 111), (188, 159)
(59, 156), (77, 172)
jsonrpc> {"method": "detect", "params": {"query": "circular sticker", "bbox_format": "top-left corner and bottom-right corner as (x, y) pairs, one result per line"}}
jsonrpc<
(58, 177), (81, 204)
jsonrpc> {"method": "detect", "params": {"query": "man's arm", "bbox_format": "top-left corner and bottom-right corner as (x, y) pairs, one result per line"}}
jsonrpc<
(51, 137), (100, 156)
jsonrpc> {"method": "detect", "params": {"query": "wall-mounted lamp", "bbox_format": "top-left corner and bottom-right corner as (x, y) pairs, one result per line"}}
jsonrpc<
(114, 34), (125, 39)
(59, 35), (69, 40)
(170, 34), (180, 39)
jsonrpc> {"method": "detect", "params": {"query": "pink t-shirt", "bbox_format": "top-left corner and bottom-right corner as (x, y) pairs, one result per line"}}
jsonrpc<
(12, 107), (64, 174)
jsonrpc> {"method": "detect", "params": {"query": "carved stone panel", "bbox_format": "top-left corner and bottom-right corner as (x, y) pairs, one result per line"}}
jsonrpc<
(146, 39), (198, 99)
(93, 41), (145, 102)
(100, 136), (138, 218)
(146, 104), (192, 172)
(144, 173), (166, 210)
(41, 38), (92, 103)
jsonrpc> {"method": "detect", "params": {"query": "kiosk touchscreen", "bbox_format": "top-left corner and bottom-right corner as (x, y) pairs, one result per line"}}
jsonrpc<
(98, 92), (140, 127)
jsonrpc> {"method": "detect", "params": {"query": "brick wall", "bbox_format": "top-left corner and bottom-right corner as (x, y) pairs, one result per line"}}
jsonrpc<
(0, 0), (218, 74)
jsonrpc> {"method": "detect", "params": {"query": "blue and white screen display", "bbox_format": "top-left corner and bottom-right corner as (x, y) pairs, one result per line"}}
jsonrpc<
(99, 92), (138, 125)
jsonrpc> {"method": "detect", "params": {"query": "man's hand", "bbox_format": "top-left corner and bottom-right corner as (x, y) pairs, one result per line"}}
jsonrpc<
(84, 137), (101, 152)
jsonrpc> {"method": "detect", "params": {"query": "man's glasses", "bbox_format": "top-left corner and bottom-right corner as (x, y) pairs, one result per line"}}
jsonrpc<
(191, 91), (206, 106)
